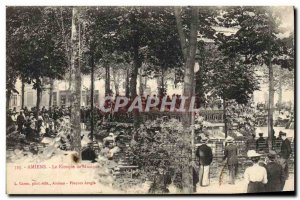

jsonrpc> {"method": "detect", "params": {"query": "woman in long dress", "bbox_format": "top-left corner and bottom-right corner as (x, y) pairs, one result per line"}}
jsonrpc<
(244, 150), (268, 193)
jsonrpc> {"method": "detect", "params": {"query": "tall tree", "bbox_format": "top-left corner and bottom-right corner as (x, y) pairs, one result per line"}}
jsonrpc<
(6, 7), (69, 116)
(174, 6), (199, 194)
(218, 6), (294, 148)
(48, 78), (54, 109)
(6, 7), (23, 110)
(69, 7), (82, 156)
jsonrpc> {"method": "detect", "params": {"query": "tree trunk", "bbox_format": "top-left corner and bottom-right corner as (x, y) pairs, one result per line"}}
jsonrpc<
(130, 60), (140, 98)
(268, 60), (274, 149)
(267, 29), (274, 150)
(175, 6), (199, 194)
(112, 67), (120, 96)
(6, 90), (11, 111)
(21, 79), (25, 109)
(125, 68), (130, 97)
(36, 78), (42, 118)
(129, 12), (141, 99)
(160, 68), (165, 97)
(144, 76), (147, 92)
(174, 7), (188, 59)
(49, 78), (54, 109)
(277, 68), (282, 110)
(105, 64), (111, 96)
(223, 98), (228, 138)
(90, 52), (94, 141)
(70, 7), (82, 157)
(130, 58), (141, 127)
(139, 68), (144, 96)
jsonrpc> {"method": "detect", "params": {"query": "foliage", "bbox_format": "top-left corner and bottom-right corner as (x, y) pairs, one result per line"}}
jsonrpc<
(225, 100), (256, 137)
(6, 7), (69, 93)
(195, 41), (259, 105)
(129, 118), (191, 190)
(218, 6), (293, 69)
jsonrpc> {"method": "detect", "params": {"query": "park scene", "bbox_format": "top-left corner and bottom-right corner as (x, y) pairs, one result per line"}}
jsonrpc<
(6, 6), (294, 194)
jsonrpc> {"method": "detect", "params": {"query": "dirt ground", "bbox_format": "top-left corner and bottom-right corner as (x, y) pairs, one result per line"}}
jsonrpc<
(194, 174), (294, 194)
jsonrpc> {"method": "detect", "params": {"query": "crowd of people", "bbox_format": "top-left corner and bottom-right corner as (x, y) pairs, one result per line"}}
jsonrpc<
(6, 103), (293, 194)
(193, 131), (292, 193)
(7, 106), (71, 141)
(6, 105), (128, 157)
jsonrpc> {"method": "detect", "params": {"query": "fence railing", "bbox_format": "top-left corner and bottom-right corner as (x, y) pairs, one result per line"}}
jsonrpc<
(111, 110), (225, 123)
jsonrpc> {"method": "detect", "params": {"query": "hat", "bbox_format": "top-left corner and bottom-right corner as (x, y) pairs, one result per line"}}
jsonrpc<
(279, 132), (286, 136)
(109, 133), (114, 136)
(259, 133), (263, 136)
(267, 150), (277, 159)
(200, 138), (208, 143)
(225, 136), (234, 143)
(247, 150), (261, 158)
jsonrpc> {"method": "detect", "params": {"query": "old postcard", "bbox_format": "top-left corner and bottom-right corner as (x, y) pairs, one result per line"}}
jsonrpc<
(6, 6), (295, 194)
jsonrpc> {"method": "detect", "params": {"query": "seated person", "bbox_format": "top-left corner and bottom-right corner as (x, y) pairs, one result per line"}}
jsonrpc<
(103, 132), (115, 146)
(100, 141), (111, 158)
(109, 140), (124, 158)
(81, 142), (97, 163)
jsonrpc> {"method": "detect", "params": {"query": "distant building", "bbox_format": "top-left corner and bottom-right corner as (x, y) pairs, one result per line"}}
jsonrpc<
(8, 74), (182, 111)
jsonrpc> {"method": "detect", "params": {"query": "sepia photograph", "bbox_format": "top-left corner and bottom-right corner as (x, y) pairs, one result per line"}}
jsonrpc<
(5, 5), (295, 195)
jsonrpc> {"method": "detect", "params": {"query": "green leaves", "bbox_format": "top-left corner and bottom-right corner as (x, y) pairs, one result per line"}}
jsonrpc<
(7, 7), (69, 87)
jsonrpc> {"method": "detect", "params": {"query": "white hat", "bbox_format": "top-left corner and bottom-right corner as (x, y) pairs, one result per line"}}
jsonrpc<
(109, 133), (114, 136)
(225, 136), (234, 143)
(247, 150), (261, 158)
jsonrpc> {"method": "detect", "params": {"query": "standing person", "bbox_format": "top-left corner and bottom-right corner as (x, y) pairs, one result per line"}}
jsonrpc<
(246, 133), (256, 151)
(37, 113), (44, 134)
(278, 132), (292, 190)
(265, 151), (285, 192)
(195, 138), (213, 187)
(223, 136), (238, 184)
(256, 133), (268, 153)
(244, 150), (268, 193)
(23, 106), (29, 116)
(16, 110), (26, 133)
(11, 109), (17, 127)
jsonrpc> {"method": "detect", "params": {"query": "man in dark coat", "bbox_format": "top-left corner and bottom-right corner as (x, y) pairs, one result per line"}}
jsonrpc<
(278, 132), (292, 190)
(195, 138), (213, 187)
(223, 136), (238, 184)
(265, 151), (285, 192)
(81, 142), (97, 163)
(16, 110), (26, 133)
(256, 133), (268, 153)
